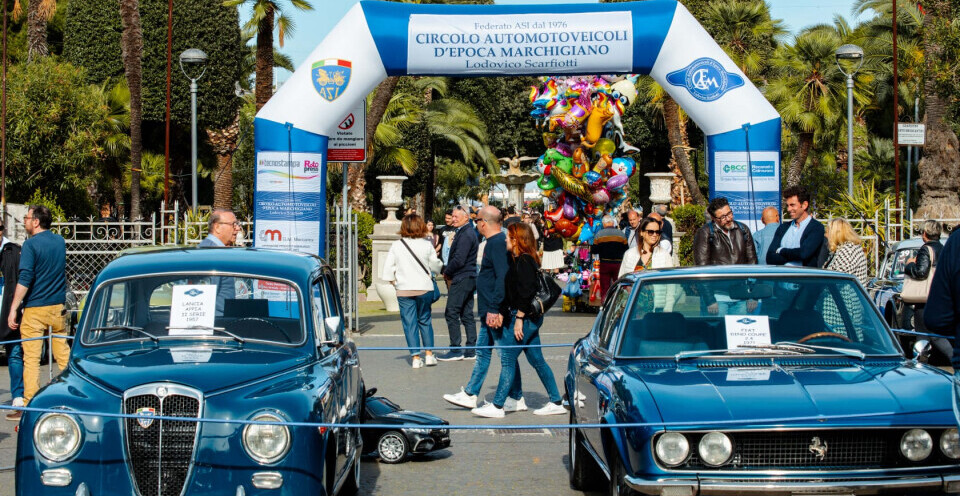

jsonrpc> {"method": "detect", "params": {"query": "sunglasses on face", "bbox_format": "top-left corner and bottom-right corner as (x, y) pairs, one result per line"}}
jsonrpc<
(643, 229), (662, 235)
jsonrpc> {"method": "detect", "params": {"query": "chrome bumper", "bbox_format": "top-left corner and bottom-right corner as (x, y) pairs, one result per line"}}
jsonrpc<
(624, 473), (960, 495)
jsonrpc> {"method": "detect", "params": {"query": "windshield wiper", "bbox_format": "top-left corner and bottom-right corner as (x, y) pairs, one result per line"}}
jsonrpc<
(739, 343), (816, 354)
(166, 325), (246, 344)
(775, 342), (866, 360)
(88, 325), (159, 342)
(675, 345), (810, 362)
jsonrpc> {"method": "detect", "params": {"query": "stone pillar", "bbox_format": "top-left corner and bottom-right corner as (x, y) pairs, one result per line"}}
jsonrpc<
(646, 172), (676, 205)
(367, 176), (406, 310)
(494, 172), (539, 210)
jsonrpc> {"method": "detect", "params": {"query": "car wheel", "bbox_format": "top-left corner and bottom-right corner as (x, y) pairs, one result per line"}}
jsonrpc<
(339, 445), (361, 495)
(608, 454), (633, 496)
(569, 410), (602, 490)
(377, 431), (408, 464)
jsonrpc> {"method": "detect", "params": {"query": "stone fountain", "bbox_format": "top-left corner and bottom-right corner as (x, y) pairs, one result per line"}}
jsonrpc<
(493, 152), (540, 209)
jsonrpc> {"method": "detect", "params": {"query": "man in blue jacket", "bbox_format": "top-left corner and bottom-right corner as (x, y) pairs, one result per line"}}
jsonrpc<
(438, 206), (479, 361)
(443, 206), (523, 412)
(926, 228), (960, 367)
(766, 185), (825, 267)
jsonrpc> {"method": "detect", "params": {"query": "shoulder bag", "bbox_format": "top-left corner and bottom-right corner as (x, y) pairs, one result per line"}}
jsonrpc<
(399, 239), (441, 303)
(528, 267), (562, 319)
(902, 245), (936, 304)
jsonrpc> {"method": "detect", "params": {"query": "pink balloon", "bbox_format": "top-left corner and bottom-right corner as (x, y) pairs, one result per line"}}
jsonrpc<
(592, 189), (611, 204)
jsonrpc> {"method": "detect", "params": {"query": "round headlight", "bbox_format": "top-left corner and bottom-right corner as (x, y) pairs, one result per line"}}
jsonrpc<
(242, 413), (290, 464)
(698, 431), (733, 467)
(655, 432), (690, 467)
(33, 413), (82, 462)
(941, 429), (960, 459)
(901, 429), (933, 461)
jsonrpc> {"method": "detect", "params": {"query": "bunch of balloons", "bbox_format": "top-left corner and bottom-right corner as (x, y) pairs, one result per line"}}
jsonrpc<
(529, 75), (640, 243)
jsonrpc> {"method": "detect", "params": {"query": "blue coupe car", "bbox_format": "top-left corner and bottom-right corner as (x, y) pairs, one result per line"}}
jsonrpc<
(566, 265), (960, 496)
(16, 248), (364, 496)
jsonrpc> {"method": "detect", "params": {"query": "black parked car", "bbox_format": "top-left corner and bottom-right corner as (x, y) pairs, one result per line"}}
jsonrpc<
(362, 388), (450, 463)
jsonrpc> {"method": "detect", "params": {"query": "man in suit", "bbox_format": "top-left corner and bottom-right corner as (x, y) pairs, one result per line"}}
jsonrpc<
(199, 209), (240, 314)
(766, 185), (825, 267)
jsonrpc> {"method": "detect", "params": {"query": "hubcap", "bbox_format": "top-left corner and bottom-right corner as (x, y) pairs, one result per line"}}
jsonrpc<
(379, 434), (405, 462)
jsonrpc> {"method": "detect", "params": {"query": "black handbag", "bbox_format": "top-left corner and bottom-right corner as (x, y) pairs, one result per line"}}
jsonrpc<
(528, 271), (562, 319)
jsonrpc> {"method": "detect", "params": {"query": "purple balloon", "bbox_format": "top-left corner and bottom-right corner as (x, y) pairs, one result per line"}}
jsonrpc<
(563, 203), (577, 219)
(606, 174), (629, 190)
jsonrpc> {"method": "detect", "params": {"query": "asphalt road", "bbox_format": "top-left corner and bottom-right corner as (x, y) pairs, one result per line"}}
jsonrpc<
(0, 303), (605, 496)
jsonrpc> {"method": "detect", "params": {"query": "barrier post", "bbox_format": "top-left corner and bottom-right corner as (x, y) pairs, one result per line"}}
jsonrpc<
(47, 326), (53, 382)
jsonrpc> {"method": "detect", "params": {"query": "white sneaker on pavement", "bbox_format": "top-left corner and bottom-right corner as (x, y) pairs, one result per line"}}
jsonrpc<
(534, 402), (568, 416)
(424, 354), (438, 366)
(503, 397), (528, 412)
(443, 388), (478, 409)
(412, 357), (424, 369)
(471, 402), (505, 418)
(11, 397), (24, 407)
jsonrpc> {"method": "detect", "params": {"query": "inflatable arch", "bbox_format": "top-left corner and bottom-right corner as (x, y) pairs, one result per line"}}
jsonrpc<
(253, 0), (781, 254)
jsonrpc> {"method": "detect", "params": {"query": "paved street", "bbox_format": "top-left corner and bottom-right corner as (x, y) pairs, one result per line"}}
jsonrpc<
(0, 301), (604, 496)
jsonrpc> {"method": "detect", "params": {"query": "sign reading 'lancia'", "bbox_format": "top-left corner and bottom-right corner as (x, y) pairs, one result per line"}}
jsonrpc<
(666, 57), (744, 102)
(312, 59), (351, 102)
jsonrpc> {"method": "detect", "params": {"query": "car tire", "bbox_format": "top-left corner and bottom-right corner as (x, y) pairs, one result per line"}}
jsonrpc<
(376, 431), (408, 464)
(569, 410), (602, 490)
(608, 454), (633, 496)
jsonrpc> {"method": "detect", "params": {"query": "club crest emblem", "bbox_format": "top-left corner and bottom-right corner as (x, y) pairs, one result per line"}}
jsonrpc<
(184, 288), (203, 297)
(737, 318), (756, 325)
(312, 59), (351, 102)
(666, 57), (744, 102)
(136, 407), (156, 429)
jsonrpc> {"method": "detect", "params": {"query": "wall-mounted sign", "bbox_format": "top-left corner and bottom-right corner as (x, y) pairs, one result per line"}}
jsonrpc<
(897, 123), (925, 146)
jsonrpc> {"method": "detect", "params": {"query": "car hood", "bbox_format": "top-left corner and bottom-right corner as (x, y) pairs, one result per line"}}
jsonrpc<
(622, 360), (952, 425)
(72, 345), (312, 395)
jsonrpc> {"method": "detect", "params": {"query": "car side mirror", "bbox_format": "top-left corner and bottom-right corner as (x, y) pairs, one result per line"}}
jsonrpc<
(321, 316), (343, 345)
(912, 339), (932, 363)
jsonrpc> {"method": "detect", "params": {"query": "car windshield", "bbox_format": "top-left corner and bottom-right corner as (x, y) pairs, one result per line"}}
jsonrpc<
(82, 274), (303, 345)
(617, 276), (900, 358)
(367, 398), (403, 416)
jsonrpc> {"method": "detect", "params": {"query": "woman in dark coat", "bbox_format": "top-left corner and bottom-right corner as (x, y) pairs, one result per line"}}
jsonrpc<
(0, 224), (23, 416)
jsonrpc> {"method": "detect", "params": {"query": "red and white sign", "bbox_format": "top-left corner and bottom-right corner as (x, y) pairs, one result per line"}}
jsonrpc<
(328, 102), (366, 162)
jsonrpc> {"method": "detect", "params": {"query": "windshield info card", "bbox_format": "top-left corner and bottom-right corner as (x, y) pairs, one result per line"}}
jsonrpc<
(724, 315), (771, 349)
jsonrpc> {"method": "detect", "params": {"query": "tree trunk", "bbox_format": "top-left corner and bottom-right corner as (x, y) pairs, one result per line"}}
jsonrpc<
(786, 132), (813, 187)
(120, 0), (143, 220)
(423, 87), (435, 218)
(662, 97), (705, 205)
(112, 173), (124, 217)
(349, 76), (400, 212)
(26, 0), (48, 61)
(255, 8), (275, 111)
(206, 114), (241, 210)
(916, 0), (960, 218)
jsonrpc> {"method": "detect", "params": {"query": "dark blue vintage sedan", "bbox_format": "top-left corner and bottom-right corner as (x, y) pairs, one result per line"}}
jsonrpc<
(567, 265), (960, 496)
(16, 248), (364, 496)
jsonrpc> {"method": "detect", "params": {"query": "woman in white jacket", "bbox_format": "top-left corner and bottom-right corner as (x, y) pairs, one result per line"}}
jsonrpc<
(618, 216), (677, 310)
(382, 214), (443, 369)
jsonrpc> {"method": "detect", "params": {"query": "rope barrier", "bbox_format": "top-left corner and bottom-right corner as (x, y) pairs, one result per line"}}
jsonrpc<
(0, 404), (921, 430)
(0, 335), (74, 346)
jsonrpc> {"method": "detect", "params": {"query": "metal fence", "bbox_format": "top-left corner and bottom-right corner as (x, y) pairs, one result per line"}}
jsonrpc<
(329, 205), (360, 332)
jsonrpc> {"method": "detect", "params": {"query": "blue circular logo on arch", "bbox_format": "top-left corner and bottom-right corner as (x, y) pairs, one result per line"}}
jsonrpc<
(666, 58), (745, 102)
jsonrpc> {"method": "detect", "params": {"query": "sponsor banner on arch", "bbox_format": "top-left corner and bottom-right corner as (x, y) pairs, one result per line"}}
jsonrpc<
(253, 219), (322, 253)
(407, 12), (633, 74)
(253, 150), (325, 253)
(712, 151), (780, 231)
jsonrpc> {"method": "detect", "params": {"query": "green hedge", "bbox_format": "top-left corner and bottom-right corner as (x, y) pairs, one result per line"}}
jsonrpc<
(672, 204), (706, 267)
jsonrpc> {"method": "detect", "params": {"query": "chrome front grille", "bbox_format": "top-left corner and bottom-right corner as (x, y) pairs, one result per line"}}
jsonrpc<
(669, 429), (959, 471)
(124, 385), (202, 496)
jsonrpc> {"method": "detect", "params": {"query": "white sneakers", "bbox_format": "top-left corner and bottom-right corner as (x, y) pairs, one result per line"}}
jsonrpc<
(11, 397), (24, 407)
(443, 388), (478, 409)
(503, 397), (527, 412)
(412, 357), (424, 369)
(533, 402), (568, 416)
(471, 402), (505, 418)
(424, 354), (438, 367)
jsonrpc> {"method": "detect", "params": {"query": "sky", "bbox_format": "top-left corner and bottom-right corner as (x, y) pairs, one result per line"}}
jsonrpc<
(238, 0), (863, 85)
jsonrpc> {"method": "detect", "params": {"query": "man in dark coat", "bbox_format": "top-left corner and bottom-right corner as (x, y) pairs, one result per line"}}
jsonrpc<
(438, 206), (479, 361)
(925, 227), (960, 368)
(766, 185), (826, 267)
(0, 222), (23, 419)
(693, 197), (757, 266)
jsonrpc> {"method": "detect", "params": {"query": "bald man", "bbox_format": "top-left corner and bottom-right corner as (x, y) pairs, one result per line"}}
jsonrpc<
(754, 206), (781, 265)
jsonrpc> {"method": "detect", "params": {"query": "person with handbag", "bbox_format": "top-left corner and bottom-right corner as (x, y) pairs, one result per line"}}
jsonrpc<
(904, 221), (944, 339)
(382, 213), (443, 369)
(471, 223), (567, 418)
(823, 219), (869, 286)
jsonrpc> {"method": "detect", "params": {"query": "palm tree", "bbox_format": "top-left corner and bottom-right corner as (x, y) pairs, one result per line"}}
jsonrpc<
(702, 0), (786, 82)
(766, 25), (871, 186)
(13, 0), (55, 60)
(854, 137), (894, 188)
(95, 78), (132, 210)
(119, 0), (143, 219)
(225, 0), (313, 111)
(914, 0), (960, 218)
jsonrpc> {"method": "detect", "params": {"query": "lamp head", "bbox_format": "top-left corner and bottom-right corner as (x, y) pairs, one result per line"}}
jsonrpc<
(835, 44), (864, 76)
(179, 48), (208, 80)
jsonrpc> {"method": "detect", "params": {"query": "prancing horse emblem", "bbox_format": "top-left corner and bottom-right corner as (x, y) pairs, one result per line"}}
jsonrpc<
(808, 436), (828, 460)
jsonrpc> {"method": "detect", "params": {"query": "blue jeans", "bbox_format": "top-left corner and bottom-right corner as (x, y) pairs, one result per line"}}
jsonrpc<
(397, 293), (435, 357)
(492, 312), (561, 408)
(464, 319), (521, 403)
(5, 343), (23, 399)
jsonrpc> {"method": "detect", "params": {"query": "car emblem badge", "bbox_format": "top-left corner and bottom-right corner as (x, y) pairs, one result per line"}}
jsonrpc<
(808, 436), (828, 460)
(136, 407), (157, 429)
(156, 386), (168, 398)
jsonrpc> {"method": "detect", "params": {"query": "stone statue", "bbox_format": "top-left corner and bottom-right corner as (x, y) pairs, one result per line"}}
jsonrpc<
(498, 147), (538, 175)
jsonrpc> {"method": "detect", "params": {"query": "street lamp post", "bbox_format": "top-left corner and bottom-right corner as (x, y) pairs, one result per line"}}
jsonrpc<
(179, 48), (208, 212)
(835, 44), (864, 199)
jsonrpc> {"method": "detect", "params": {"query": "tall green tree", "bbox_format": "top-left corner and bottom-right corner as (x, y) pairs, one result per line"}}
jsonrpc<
(119, 0), (144, 218)
(225, 0), (312, 110)
(702, 0), (785, 82)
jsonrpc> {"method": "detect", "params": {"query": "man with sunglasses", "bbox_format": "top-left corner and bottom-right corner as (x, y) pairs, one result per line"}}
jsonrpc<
(693, 197), (757, 266)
